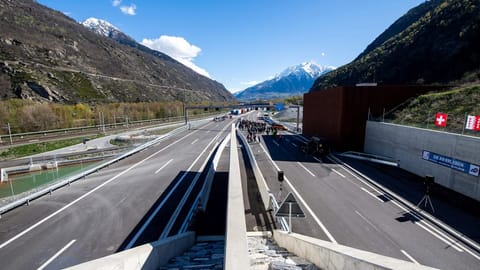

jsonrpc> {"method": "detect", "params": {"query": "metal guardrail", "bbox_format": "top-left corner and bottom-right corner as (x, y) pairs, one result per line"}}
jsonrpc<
(269, 193), (289, 231)
(0, 112), (220, 143)
(0, 120), (213, 216)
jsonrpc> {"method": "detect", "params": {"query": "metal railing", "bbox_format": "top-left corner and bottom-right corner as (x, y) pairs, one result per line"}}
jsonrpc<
(0, 112), (220, 144)
(369, 110), (480, 138)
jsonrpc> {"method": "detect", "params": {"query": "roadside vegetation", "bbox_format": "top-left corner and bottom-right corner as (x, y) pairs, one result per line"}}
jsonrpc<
(0, 100), (231, 134)
(389, 83), (480, 135)
(0, 135), (100, 159)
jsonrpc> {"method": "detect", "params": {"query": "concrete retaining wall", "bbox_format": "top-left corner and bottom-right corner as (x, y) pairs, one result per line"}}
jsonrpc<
(364, 121), (480, 201)
(66, 231), (195, 270)
(273, 230), (437, 270)
(199, 135), (231, 212)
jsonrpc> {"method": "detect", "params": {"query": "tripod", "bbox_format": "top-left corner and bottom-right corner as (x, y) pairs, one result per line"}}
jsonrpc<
(417, 185), (435, 213)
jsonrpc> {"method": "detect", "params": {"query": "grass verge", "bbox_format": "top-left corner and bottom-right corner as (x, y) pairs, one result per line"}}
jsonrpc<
(0, 135), (101, 160)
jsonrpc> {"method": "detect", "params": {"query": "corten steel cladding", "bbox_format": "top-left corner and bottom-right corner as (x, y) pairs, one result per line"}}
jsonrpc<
(303, 85), (448, 151)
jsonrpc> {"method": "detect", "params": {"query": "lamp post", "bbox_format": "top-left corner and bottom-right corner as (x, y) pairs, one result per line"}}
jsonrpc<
(1, 123), (14, 145)
(7, 123), (12, 145)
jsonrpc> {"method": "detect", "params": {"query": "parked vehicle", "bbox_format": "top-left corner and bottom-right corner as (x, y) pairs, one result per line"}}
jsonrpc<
(302, 136), (329, 156)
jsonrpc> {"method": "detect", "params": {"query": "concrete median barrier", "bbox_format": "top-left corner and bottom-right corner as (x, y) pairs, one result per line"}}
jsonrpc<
(66, 231), (195, 270)
(224, 123), (249, 270)
(273, 230), (438, 270)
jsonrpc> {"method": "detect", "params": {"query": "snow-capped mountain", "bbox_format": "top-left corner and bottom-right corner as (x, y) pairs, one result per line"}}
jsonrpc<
(235, 62), (335, 101)
(82, 17), (139, 46)
(82, 18), (120, 37)
(279, 62), (333, 79)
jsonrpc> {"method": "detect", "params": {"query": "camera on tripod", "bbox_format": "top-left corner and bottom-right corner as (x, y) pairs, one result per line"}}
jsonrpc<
(417, 175), (435, 212)
(423, 175), (434, 194)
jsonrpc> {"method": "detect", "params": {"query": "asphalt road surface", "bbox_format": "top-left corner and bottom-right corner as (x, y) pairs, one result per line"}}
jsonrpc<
(0, 118), (234, 270)
(242, 110), (480, 270)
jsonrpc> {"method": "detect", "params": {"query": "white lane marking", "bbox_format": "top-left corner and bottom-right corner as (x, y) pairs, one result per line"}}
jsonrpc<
(401, 249), (420, 265)
(331, 168), (346, 178)
(272, 140), (280, 147)
(155, 159), (174, 174)
(361, 187), (384, 202)
(291, 143), (298, 147)
(191, 138), (199, 145)
(415, 222), (463, 252)
(259, 143), (280, 171)
(37, 239), (76, 270)
(297, 162), (315, 177)
(0, 126), (201, 250)
(355, 210), (377, 229)
(313, 157), (322, 163)
(259, 143), (337, 243)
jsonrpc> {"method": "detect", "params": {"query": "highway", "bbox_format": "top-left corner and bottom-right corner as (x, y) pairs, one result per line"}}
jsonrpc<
(241, 111), (480, 270)
(0, 118), (234, 269)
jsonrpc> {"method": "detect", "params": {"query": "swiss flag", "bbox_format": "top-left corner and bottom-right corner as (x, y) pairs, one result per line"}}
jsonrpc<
(466, 115), (480, 131)
(435, 113), (448, 127)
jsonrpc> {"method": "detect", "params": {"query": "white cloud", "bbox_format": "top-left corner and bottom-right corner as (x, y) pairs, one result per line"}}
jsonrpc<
(141, 35), (211, 78)
(320, 52), (326, 57)
(120, 4), (136, 15)
(112, 0), (121, 7)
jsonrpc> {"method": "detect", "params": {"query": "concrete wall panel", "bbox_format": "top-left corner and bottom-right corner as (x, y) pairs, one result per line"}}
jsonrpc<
(365, 121), (480, 201)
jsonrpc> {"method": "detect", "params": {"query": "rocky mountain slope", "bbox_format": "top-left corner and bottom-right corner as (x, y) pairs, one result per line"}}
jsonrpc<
(0, 0), (234, 103)
(311, 0), (480, 91)
(235, 62), (333, 100)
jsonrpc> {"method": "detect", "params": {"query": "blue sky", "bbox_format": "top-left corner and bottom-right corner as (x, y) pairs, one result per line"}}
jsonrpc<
(38, 0), (424, 93)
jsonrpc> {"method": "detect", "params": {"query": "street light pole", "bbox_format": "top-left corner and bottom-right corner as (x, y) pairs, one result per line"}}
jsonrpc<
(296, 106), (300, 133)
(7, 123), (12, 145)
(183, 88), (188, 125)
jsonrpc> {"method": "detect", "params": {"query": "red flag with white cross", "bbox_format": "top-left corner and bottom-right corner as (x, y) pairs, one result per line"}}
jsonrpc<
(435, 113), (448, 127)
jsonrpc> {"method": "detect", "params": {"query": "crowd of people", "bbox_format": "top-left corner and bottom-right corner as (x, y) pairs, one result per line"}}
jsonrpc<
(238, 119), (279, 143)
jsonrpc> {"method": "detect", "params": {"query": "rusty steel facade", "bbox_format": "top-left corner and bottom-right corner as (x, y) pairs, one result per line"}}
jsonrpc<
(303, 85), (446, 151)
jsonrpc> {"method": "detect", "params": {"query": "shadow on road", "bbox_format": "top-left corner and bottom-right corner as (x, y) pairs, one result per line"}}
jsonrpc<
(238, 135), (276, 232)
(260, 134), (335, 165)
(117, 170), (200, 251)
